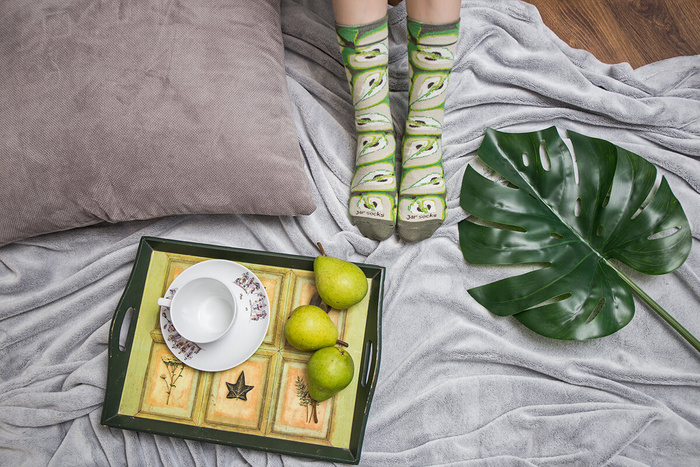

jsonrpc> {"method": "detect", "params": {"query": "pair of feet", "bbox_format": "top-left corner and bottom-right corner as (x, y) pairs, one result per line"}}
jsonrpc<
(337, 16), (459, 242)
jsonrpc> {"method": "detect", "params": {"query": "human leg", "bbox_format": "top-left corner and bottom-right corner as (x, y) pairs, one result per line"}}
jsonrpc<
(332, 0), (388, 25)
(405, 0), (461, 24)
(398, 0), (460, 242)
(334, 0), (397, 240)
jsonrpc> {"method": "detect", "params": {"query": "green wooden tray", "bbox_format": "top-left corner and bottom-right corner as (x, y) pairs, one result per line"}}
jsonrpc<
(101, 236), (384, 464)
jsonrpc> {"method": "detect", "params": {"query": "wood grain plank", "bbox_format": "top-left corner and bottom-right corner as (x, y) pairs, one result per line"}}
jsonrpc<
(525, 0), (700, 67)
(389, 0), (700, 68)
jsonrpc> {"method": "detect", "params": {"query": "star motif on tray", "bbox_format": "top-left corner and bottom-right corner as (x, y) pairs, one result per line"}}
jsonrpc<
(226, 371), (254, 401)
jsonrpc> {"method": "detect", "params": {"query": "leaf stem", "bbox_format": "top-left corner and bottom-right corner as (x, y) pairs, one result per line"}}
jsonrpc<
(610, 264), (700, 354)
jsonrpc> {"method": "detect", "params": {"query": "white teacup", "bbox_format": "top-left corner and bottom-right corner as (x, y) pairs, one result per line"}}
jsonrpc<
(157, 277), (237, 343)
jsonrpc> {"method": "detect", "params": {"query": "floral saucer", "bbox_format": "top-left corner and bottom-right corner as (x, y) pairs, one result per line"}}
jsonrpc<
(159, 259), (270, 372)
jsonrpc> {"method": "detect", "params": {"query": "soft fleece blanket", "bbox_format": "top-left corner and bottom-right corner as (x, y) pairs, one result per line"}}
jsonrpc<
(2, 0), (699, 465)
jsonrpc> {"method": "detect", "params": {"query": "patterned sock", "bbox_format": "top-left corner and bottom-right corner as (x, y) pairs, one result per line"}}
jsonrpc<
(336, 16), (397, 241)
(398, 18), (460, 242)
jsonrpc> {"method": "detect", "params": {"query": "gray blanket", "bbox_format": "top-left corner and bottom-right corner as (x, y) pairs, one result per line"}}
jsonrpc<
(2, 0), (699, 465)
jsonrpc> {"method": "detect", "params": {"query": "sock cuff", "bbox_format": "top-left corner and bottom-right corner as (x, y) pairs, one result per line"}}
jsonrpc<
(407, 18), (460, 46)
(336, 15), (389, 48)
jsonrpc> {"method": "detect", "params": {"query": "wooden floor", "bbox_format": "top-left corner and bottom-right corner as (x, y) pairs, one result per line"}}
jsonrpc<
(390, 0), (700, 69)
(525, 0), (700, 68)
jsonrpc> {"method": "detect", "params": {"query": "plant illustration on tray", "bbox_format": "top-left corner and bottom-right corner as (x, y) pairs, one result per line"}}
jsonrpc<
(226, 371), (254, 401)
(160, 356), (185, 405)
(295, 375), (315, 423)
(458, 126), (698, 352)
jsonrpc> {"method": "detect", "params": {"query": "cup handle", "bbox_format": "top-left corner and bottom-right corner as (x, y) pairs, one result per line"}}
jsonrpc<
(157, 297), (172, 308)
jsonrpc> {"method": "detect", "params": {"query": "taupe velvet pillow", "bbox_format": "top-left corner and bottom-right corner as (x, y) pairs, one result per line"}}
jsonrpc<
(0, 0), (315, 247)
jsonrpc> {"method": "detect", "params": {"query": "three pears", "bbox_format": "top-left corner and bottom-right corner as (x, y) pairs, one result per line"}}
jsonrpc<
(282, 243), (367, 411)
(313, 244), (368, 310)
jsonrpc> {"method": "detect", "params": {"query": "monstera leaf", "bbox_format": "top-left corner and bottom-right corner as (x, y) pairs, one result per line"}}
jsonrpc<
(459, 127), (698, 351)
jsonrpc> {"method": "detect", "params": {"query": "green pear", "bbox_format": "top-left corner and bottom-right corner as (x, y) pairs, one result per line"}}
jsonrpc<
(284, 305), (339, 351)
(314, 243), (368, 310)
(306, 346), (355, 402)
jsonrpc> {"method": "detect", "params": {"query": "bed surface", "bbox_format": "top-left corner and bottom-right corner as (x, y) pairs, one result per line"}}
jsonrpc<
(1, 0), (699, 465)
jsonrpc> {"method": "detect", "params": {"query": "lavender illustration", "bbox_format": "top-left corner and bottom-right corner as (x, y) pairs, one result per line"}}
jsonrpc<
(161, 311), (203, 359)
(250, 292), (268, 321)
(233, 272), (268, 320)
(233, 272), (260, 294)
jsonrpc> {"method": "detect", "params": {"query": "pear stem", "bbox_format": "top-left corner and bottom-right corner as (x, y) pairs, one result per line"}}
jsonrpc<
(316, 242), (326, 256)
(311, 400), (318, 423)
(336, 339), (349, 347)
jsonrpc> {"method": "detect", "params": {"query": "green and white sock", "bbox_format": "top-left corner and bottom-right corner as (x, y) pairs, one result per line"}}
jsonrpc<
(337, 17), (397, 241)
(398, 18), (459, 242)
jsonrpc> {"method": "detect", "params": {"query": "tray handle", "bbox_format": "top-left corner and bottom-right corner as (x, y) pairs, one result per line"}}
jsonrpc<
(360, 339), (377, 388)
(106, 304), (137, 387)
